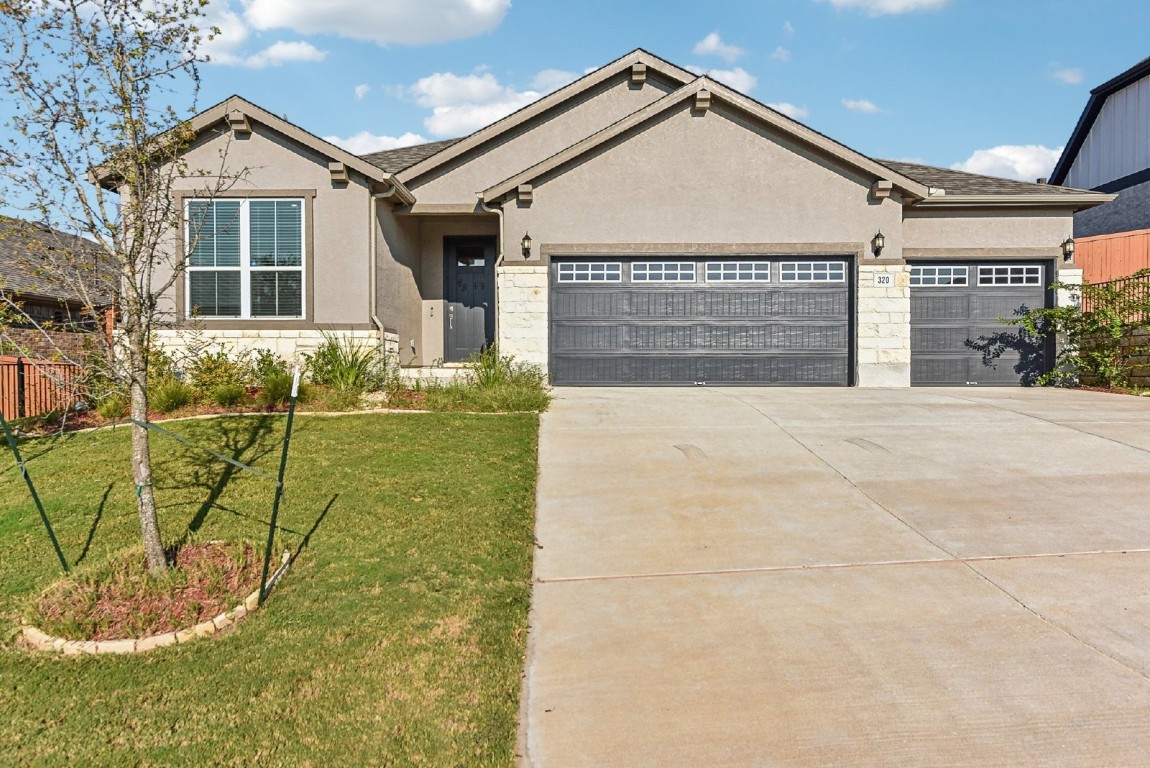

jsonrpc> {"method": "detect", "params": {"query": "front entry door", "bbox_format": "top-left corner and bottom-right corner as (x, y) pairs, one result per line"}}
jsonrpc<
(444, 236), (496, 362)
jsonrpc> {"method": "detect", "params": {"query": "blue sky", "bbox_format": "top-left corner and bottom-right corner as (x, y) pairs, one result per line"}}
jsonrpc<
(193, 0), (1148, 182)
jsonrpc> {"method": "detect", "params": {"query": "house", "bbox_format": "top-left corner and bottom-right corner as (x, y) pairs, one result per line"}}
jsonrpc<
(1050, 56), (1150, 282)
(0, 216), (113, 359)
(104, 49), (1112, 387)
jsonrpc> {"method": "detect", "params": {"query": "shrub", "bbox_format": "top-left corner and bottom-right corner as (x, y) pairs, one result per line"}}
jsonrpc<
(151, 378), (193, 413)
(212, 383), (248, 408)
(187, 346), (254, 397)
(146, 345), (180, 390)
(96, 393), (128, 420)
(303, 332), (389, 393)
(257, 371), (305, 408)
(252, 348), (289, 381)
(465, 346), (546, 390)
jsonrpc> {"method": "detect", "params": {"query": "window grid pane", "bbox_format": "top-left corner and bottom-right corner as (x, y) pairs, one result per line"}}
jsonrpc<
(188, 200), (240, 267)
(251, 272), (303, 317)
(910, 266), (969, 287)
(779, 261), (846, 282)
(188, 271), (241, 317)
(631, 262), (696, 282)
(556, 262), (622, 282)
(978, 265), (1041, 286)
(250, 200), (302, 267)
(705, 262), (771, 282)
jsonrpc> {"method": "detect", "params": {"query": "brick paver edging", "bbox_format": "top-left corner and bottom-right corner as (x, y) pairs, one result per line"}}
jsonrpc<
(18, 551), (292, 655)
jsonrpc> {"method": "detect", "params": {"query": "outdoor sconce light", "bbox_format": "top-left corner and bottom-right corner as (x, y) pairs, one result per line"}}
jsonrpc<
(1061, 237), (1075, 262)
(871, 231), (885, 257)
(521, 232), (532, 259)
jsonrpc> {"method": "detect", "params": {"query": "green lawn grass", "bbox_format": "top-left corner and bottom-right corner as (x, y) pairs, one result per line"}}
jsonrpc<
(0, 412), (538, 766)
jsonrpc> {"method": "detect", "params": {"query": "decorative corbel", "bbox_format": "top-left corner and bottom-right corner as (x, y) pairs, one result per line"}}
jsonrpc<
(226, 109), (251, 135)
(870, 180), (893, 201)
(517, 184), (533, 206)
(328, 162), (350, 184)
(630, 62), (647, 86)
(694, 89), (712, 114)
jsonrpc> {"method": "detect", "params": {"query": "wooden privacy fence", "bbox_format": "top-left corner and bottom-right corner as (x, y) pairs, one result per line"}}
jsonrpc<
(1076, 228), (1150, 283)
(0, 356), (82, 420)
(1081, 272), (1150, 323)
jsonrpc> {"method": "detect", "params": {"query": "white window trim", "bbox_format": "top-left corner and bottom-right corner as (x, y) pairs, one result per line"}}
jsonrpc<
(705, 261), (772, 283)
(779, 260), (847, 283)
(977, 264), (1042, 287)
(910, 265), (969, 287)
(185, 198), (307, 319)
(631, 261), (696, 283)
(556, 262), (623, 283)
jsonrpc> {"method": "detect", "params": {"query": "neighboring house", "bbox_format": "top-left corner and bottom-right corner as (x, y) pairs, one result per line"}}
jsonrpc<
(1050, 56), (1150, 282)
(0, 217), (113, 359)
(99, 49), (1112, 387)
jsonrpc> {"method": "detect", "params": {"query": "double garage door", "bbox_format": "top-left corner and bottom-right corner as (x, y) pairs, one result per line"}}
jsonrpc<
(549, 257), (852, 386)
(910, 261), (1052, 386)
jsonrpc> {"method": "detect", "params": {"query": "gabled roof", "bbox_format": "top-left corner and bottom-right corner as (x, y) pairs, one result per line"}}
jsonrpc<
(878, 160), (1109, 208)
(1049, 55), (1150, 186)
(481, 77), (932, 204)
(94, 95), (416, 203)
(0, 217), (114, 305)
(394, 49), (696, 186)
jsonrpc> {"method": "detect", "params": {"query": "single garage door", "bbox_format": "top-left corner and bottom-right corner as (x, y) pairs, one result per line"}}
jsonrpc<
(910, 261), (1052, 386)
(549, 257), (852, 385)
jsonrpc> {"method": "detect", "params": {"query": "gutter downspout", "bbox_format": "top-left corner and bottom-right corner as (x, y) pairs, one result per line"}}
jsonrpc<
(477, 193), (505, 350)
(369, 187), (395, 350)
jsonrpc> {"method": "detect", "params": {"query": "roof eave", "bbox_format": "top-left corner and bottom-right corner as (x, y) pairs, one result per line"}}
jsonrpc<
(912, 193), (1116, 210)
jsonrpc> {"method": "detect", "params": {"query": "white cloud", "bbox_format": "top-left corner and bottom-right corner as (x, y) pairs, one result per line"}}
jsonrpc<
(816, 0), (949, 16)
(199, 0), (326, 68)
(687, 66), (757, 93)
(400, 69), (556, 137)
(354, 84), (371, 101)
(842, 97), (881, 113)
(783, 20), (795, 38)
(767, 102), (809, 119)
(323, 131), (429, 155)
(951, 144), (1064, 182)
(244, 0), (511, 46)
(770, 46), (792, 62)
(241, 41), (326, 68)
(1051, 66), (1084, 85)
(692, 32), (746, 63)
(530, 69), (579, 93)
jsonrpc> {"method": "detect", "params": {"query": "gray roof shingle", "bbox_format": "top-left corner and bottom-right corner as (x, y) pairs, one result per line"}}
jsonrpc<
(360, 139), (462, 174)
(876, 160), (1092, 196)
(0, 218), (113, 305)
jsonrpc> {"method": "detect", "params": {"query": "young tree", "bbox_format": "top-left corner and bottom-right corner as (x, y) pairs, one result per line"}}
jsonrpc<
(0, 0), (233, 574)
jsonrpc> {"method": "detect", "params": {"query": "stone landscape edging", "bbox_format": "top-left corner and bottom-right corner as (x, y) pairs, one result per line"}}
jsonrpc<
(19, 551), (292, 656)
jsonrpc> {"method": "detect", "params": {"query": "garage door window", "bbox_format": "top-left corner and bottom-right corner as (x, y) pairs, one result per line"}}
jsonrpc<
(557, 262), (622, 282)
(705, 262), (771, 282)
(631, 262), (696, 282)
(780, 261), (845, 282)
(911, 265), (968, 286)
(978, 265), (1041, 286)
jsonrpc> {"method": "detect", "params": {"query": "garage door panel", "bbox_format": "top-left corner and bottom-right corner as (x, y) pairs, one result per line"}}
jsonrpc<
(910, 260), (1049, 386)
(550, 257), (852, 386)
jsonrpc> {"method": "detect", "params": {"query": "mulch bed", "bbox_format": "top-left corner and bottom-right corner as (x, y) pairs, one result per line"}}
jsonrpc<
(34, 542), (262, 641)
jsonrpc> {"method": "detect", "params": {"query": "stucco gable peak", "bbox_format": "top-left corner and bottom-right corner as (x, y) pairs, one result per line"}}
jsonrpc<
(482, 75), (929, 204)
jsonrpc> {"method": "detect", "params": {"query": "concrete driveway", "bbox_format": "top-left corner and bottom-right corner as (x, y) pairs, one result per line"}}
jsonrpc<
(522, 387), (1150, 767)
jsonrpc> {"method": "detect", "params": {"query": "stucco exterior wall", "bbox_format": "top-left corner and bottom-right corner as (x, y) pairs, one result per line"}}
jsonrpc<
(903, 209), (1070, 254)
(160, 123), (374, 330)
(409, 75), (677, 204)
(500, 103), (903, 252)
(377, 207), (422, 364)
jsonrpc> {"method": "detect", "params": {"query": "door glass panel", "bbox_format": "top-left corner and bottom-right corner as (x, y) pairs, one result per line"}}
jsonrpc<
(456, 246), (486, 267)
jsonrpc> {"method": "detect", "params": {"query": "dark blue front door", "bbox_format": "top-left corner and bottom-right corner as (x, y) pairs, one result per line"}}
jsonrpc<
(444, 236), (496, 362)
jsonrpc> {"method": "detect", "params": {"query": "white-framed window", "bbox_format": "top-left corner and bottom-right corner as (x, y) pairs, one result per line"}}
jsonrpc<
(631, 261), (696, 282)
(978, 265), (1042, 286)
(185, 198), (305, 318)
(779, 261), (846, 282)
(910, 265), (969, 286)
(556, 262), (622, 282)
(705, 261), (771, 282)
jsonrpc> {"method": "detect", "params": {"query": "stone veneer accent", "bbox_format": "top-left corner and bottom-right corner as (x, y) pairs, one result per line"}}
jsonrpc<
(497, 266), (549, 369)
(856, 263), (912, 387)
(151, 328), (399, 365)
(20, 552), (291, 655)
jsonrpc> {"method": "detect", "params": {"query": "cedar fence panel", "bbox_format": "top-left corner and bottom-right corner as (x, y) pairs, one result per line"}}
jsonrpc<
(1076, 228), (1150, 284)
(0, 356), (82, 421)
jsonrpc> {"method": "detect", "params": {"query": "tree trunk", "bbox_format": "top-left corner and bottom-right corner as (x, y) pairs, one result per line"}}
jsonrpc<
(129, 336), (166, 574)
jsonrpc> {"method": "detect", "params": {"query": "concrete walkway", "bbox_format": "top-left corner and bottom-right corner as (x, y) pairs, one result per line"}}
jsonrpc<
(523, 387), (1150, 766)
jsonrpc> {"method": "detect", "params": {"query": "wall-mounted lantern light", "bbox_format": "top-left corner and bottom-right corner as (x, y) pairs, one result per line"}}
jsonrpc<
(1061, 237), (1075, 262)
(871, 231), (885, 258)
(521, 232), (533, 259)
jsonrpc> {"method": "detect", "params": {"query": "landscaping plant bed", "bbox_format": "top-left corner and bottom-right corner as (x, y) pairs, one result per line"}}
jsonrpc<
(31, 542), (262, 642)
